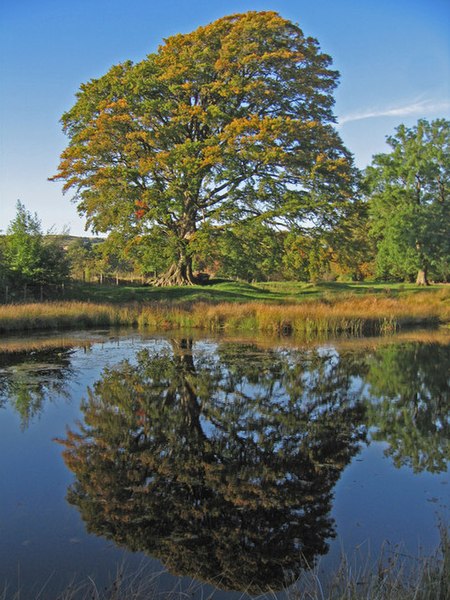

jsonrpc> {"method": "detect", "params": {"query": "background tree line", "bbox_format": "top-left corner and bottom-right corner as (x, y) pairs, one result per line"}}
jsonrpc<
(1, 117), (450, 302)
(3, 11), (448, 293)
(48, 11), (448, 288)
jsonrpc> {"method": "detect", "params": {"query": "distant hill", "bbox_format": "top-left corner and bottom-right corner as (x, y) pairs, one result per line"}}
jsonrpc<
(43, 234), (105, 250)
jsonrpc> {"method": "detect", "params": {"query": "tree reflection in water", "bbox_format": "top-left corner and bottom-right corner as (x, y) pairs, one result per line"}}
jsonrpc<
(60, 339), (367, 592)
(58, 337), (449, 592)
(365, 342), (450, 473)
(0, 346), (75, 428)
(1, 334), (447, 591)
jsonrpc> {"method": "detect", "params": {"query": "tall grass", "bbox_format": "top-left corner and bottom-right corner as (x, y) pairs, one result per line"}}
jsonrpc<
(0, 301), (134, 332)
(1, 529), (448, 600)
(0, 290), (448, 335)
(291, 527), (449, 600)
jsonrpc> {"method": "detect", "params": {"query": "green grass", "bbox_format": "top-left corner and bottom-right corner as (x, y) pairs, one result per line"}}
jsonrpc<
(255, 279), (450, 299)
(62, 279), (449, 305)
(63, 279), (287, 304)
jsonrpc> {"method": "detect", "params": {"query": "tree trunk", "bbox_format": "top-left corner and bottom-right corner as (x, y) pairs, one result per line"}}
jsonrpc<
(416, 268), (429, 286)
(152, 254), (198, 286)
(171, 339), (207, 439)
(415, 242), (429, 286)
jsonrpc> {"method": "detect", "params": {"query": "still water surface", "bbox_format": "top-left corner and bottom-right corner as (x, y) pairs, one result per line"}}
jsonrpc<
(0, 330), (448, 598)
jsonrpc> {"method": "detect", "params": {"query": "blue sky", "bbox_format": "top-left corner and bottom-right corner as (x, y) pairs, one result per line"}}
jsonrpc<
(1, 0), (449, 236)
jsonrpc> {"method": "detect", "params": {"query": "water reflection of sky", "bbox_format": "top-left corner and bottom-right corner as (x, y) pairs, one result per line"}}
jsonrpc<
(0, 332), (448, 598)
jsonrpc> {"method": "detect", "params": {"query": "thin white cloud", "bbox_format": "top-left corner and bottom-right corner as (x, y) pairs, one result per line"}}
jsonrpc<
(338, 99), (450, 126)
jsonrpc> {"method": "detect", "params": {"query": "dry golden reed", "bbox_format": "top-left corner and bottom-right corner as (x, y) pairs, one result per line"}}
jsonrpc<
(0, 292), (448, 335)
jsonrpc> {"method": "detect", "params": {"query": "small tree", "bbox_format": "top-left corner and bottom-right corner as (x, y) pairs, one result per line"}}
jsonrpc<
(66, 238), (96, 281)
(124, 228), (175, 280)
(213, 224), (284, 281)
(4, 201), (69, 292)
(40, 238), (71, 285)
(0, 237), (12, 291)
(94, 236), (135, 284)
(366, 119), (450, 285)
(5, 201), (44, 285)
(329, 199), (376, 281)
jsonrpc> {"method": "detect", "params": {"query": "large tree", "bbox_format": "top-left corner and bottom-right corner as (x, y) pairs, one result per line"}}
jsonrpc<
(52, 11), (354, 285)
(366, 119), (450, 285)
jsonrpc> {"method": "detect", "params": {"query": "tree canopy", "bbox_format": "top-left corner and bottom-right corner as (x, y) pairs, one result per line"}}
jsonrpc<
(52, 11), (355, 285)
(366, 118), (450, 285)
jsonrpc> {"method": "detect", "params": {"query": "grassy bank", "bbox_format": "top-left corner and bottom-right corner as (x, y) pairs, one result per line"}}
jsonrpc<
(59, 279), (450, 305)
(0, 285), (449, 335)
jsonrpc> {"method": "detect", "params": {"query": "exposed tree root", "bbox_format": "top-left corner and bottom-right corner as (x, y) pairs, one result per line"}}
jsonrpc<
(151, 261), (199, 286)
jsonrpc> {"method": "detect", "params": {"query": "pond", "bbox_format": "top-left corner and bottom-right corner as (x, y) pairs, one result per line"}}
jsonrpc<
(0, 329), (448, 599)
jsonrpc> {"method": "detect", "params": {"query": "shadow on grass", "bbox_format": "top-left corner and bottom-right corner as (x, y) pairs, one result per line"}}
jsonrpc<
(65, 280), (286, 304)
(63, 279), (448, 306)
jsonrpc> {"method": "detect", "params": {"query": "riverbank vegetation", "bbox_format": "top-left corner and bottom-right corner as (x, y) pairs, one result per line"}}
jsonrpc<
(0, 284), (448, 334)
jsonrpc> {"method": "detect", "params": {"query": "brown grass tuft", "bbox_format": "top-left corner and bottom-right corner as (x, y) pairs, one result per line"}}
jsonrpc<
(0, 292), (448, 335)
